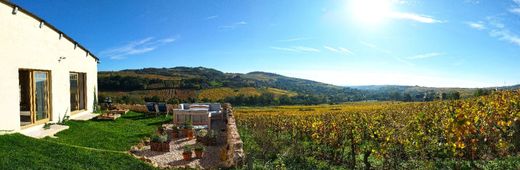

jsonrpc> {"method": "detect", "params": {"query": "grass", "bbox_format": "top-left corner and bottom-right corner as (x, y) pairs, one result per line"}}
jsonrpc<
(0, 111), (172, 169)
(0, 133), (154, 169)
(46, 111), (171, 151)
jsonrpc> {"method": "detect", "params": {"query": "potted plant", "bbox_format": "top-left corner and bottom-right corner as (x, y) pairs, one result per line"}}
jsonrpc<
(157, 126), (165, 135)
(150, 134), (170, 152)
(183, 119), (194, 140)
(196, 129), (208, 144)
(208, 130), (218, 146)
(182, 146), (192, 161)
(171, 125), (179, 139)
(194, 144), (205, 159)
(143, 137), (151, 146)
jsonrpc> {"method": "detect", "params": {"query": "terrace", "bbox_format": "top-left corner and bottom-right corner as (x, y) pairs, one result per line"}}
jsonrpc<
(0, 103), (244, 169)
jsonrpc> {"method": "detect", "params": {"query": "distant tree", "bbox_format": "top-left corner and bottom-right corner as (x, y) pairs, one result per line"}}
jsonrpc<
(403, 93), (412, 102)
(389, 92), (402, 101)
(447, 91), (460, 100)
(422, 91), (435, 102)
(415, 93), (424, 101)
(279, 95), (292, 105)
(144, 96), (161, 102)
(441, 93), (447, 100)
(167, 98), (180, 105)
(474, 89), (491, 97)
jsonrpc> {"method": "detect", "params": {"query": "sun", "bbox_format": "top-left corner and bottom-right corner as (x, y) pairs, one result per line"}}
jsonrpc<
(350, 0), (393, 25)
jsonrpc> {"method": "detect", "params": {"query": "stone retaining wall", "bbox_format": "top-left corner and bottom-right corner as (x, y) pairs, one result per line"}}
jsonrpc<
(223, 103), (245, 168)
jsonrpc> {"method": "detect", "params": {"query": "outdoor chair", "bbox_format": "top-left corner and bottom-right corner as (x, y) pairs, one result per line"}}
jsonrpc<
(157, 103), (168, 115)
(146, 102), (159, 116)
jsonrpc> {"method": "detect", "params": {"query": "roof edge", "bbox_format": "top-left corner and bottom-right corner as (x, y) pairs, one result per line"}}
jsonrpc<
(0, 0), (100, 62)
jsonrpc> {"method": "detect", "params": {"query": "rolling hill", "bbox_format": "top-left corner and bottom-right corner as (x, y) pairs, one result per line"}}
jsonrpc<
(98, 67), (364, 105)
(98, 67), (518, 105)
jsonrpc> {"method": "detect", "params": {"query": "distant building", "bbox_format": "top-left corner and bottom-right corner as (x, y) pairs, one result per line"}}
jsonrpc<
(0, 1), (98, 132)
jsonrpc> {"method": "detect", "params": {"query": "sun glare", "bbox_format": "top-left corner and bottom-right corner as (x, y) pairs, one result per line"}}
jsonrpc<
(350, 0), (393, 25)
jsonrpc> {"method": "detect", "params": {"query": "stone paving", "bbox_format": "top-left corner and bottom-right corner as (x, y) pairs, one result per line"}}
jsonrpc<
(21, 124), (69, 139)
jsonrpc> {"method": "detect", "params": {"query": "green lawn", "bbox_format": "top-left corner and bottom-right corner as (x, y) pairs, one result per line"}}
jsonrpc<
(0, 134), (154, 169)
(46, 111), (171, 151)
(0, 111), (171, 169)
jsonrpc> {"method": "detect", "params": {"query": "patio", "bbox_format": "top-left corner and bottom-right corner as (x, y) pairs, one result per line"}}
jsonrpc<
(130, 122), (227, 169)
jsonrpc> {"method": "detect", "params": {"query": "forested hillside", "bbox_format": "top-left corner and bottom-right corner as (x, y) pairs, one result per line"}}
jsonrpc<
(98, 67), (516, 105)
(98, 67), (364, 105)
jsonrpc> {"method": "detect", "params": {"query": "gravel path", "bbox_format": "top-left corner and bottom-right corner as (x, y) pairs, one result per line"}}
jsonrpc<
(132, 138), (224, 169)
(131, 121), (227, 170)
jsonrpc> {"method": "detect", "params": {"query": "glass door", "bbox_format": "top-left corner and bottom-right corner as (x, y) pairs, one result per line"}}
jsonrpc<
(34, 71), (50, 122)
(70, 72), (86, 113)
(70, 73), (79, 111)
(19, 70), (51, 127)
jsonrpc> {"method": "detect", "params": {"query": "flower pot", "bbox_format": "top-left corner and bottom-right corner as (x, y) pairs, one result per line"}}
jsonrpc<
(182, 152), (192, 161)
(195, 150), (203, 158)
(184, 129), (194, 140)
(171, 131), (178, 139)
(150, 142), (170, 152)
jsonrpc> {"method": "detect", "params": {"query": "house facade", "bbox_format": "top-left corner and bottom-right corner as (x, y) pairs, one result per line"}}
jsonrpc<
(0, 1), (98, 132)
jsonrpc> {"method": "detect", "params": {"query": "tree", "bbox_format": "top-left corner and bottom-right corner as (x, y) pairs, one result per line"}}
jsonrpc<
(441, 93), (447, 100)
(403, 93), (412, 102)
(447, 91), (460, 100)
(474, 89), (491, 97)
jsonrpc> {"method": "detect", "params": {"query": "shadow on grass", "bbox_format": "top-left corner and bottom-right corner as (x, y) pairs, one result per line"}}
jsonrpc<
(131, 133), (152, 140)
(123, 114), (151, 120)
(147, 119), (172, 126)
(90, 119), (118, 122)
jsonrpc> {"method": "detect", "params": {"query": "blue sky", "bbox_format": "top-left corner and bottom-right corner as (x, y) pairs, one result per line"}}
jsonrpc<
(12, 0), (520, 87)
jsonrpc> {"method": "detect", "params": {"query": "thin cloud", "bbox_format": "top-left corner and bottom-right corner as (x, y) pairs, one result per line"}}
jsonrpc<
(389, 12), (443, 24)
(205, 15), (218, 20)
(293, 46), (320, 52)
(511, 0), (520, 15)
(486, 17), (520, 47)
(277, 37), (312, 42)
(464, 0), (480, 4)
(100, 37), (175, 60)
(270, 46), (320, 53)
(219, 21), (247, 30)
(510, 8), (520, 15)
(323, 46), (353, 55)
(407, 52), (443, 60)
(466, 21), (486, 30)
(490, 29), (520, 47)
(360, 41), (413, 66)
(270, 47), (299, 52)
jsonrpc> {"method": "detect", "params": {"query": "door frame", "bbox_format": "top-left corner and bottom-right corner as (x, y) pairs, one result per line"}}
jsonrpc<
(69, 72), (87, 115)
(20, 69), (52, 129)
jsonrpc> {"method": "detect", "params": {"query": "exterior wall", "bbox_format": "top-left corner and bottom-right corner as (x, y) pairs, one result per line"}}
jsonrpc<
(0, 3), (98, 132)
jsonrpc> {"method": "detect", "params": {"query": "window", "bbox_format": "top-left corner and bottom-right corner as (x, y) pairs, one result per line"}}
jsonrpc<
(70, 72), (86, 112)
(19, 69), (51, 127)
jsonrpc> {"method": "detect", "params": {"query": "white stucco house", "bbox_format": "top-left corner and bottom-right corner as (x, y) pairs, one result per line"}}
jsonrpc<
(0, 1), (98, 133)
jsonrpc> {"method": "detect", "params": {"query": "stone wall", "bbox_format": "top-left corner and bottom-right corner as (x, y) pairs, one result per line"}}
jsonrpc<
(223, 103), (245, 168)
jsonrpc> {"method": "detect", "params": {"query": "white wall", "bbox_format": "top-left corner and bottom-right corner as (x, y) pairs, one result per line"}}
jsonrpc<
(0, 3), (98, 132)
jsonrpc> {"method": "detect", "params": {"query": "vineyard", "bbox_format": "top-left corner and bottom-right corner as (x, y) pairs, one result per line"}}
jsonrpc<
(235, 90), (520, 169)
(198, 87), (297, 101)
